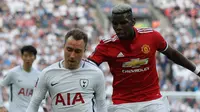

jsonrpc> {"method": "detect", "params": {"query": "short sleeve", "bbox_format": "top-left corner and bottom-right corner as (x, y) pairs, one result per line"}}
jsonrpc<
(0, 71), (14, 86)
(88, 43), (108, 65)
(153, 31), (168, 52)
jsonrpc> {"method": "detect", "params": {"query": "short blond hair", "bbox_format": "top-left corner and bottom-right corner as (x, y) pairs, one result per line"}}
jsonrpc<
(112, 4), (132, 14)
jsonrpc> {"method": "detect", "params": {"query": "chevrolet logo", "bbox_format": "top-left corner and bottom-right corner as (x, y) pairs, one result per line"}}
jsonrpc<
(122, 58), (148, 68)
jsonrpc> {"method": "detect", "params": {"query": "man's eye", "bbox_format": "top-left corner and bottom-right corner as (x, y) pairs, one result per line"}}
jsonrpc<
(67, 47), (73, 52)
(75, 49), (82, 53)
(23, 54), (33, 57)
(112, 22), (118, 25)
(121, 21), (127, 24)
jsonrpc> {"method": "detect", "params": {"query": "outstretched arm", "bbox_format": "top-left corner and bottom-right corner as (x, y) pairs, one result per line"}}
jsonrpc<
(162, 45), (200, 76)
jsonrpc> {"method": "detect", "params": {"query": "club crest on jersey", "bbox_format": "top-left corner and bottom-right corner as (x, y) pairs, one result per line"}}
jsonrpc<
(141, 44), (150, 54)
(80, 79), (89, 89)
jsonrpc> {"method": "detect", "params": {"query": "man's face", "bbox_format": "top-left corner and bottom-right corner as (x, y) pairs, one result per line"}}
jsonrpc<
(112, 14), (135, 40)
(64, 36), (85, 70)
(21, 52), (36, 67)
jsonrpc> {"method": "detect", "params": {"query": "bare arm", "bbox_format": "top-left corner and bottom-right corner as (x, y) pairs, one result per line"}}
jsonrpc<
(0, 71), (13, 110)
(161, 45), (200, 76)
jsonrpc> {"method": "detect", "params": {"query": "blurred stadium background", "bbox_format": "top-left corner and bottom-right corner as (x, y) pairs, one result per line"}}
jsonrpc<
(0, 0), (200, 111)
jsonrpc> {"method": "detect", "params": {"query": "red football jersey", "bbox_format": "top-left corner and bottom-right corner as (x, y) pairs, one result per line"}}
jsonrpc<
(88, 27), (168, 104)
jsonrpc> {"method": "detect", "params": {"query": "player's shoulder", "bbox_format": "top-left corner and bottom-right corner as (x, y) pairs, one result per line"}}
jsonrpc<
(7, 65), (21, 73)
(82, 59), (99, 69)
(31, 67), (41, 73)
(42, 61), (62, 74)
(99, 34), (118, 44)
(136, 28), (163, 40)
(2, 66), (21, 78)
(136, 27), (154, 34)
(2, 66), (16, 77)
(82, 59), (103, 73)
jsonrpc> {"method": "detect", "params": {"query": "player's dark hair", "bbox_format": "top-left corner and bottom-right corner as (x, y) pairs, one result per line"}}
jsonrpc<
(64, 28), (88, 48)
(20, 45), (37, 56)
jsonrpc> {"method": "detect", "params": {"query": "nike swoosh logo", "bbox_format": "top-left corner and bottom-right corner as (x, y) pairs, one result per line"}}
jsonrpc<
(51, 82), (59, 86)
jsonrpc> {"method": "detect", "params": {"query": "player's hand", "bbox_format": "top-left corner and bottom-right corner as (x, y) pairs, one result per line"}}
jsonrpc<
(0, 107), (7, 112)
(43, 105), (50, 112)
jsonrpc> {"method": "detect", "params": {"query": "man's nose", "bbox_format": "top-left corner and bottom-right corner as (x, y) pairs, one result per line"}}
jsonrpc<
(116, 24), (122, 30)
(70, 51), (76, 58)
(26, 56), (32, 60)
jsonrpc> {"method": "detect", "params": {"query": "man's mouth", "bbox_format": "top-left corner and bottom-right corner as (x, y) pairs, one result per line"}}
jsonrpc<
(68, 60), (75, 63)
(117, 33), (125, 37)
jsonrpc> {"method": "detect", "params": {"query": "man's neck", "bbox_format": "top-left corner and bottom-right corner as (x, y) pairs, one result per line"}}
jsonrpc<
(131, 28), (136, 39)
(23, 65), (31, 72)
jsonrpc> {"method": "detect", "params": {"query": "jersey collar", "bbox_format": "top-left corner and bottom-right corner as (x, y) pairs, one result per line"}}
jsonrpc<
(59, 60), (84, 69)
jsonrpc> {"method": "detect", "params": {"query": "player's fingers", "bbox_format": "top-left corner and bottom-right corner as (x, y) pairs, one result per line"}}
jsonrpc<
(43, 107), (48, 112)
(0, 108), (6, 112)
(3, 108), (7, 112)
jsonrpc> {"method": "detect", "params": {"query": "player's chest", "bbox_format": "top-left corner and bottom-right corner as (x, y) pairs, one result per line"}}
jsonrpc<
(108, 41), (155, 59)
(48, 73), (94, 93)
(14, 74), (38, 88)
(106, 41), (157, 69)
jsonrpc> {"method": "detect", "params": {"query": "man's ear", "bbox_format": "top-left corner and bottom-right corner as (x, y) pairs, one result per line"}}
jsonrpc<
(132, 17), (136, 26)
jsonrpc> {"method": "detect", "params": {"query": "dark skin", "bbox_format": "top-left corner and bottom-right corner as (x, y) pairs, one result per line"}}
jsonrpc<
(112, 13), (135, 40)
(111, 13), (200, 76)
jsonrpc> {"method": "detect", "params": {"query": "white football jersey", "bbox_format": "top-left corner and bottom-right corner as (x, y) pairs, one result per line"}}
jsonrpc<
(27, 60), (107, 112)
(0, 66), (41, 112)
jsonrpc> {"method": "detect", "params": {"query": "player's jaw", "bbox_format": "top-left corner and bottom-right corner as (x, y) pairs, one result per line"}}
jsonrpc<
(23, 58), (34, 66)
(24, 61), (32, 65)
(23, 61), (34, 72)
(66, 59), (79, 69)
(116, 28), (135, 40)
(116, 31), (125, 37)
(116, 32), (131, 40)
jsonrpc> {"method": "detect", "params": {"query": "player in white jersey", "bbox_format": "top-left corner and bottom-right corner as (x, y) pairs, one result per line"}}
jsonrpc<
(26, 28), (107, 112)
(0, 45), (45, 112)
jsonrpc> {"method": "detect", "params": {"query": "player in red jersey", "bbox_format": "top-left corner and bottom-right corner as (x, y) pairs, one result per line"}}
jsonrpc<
(88, 4), (200, 112)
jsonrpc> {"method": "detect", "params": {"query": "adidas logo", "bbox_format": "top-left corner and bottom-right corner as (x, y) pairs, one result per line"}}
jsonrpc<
(117, 52), (124, 57)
